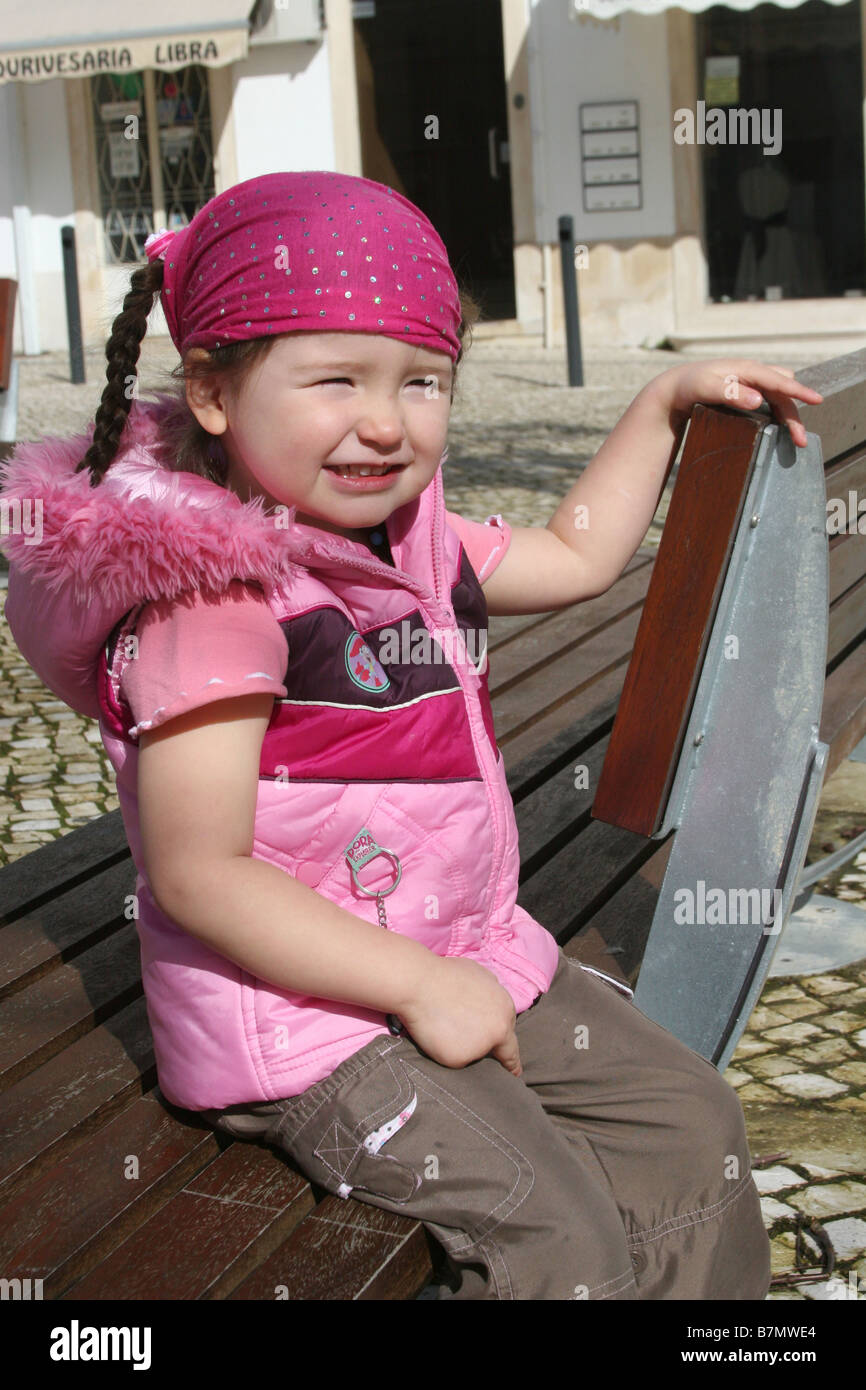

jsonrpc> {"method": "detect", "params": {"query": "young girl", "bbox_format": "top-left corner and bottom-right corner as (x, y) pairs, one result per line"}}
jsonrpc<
(0, 171), (821, 1301)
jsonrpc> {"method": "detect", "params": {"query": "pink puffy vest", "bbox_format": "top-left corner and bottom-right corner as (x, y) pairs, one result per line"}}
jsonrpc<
(1, 398), (562, 1109)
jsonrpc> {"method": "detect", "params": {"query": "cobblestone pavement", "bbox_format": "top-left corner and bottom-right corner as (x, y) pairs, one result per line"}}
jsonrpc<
(2, 336), (864, 1297)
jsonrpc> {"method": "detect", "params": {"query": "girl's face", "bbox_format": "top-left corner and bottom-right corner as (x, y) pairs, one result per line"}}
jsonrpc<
(186, 331), (453, 541)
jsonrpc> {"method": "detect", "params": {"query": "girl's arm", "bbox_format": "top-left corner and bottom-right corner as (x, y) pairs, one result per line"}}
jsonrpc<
(138, 694), (523, 1071)
(480, 359), (823, 616)
(138, 694), (434, 1017)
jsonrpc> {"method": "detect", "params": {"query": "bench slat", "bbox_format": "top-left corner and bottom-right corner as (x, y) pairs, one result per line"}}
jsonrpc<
(820, 641), (866, 780)
(798, 347), (866, 460)
(59, 1143), (317, 1300)
(563, 838), (675, 983)
(494, 607), (643, 744)
(227, 1195), (433, 1301)
(829, 531), (866, 605)
(0, 1094), (223, 1297)
(0, 808), (130, 923)
(0, 926), (142, 1092)
(0, 997), (155, 1206)
(828, 571), (866, 665)
(0, 859), (137, 999)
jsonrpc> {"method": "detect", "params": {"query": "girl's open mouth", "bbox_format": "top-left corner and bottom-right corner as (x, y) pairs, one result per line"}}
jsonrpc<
(323, 464), (407, 489)
(324, 464), (406, 478)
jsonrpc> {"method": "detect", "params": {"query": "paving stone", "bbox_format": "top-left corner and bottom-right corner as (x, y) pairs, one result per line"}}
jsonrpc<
(769, 1073), (849, 1100)
(787, 1182), (866, 1218)
(827, 1096), (866, 1112)
(9, 818), (61, 832)
(747, 1055), (807, 1080)
(803, 975), (861, 997)
(775, 1228), (822, 1262)
(730, 1037), (774, 1059)
(18, 798), (54, 811)
(799, 1276), (862, 1300)
(749, 1006), (794, 1030)
(822, 1218), (866, 1259)
(762, 985), (809, 1004)
(772, 1001), (826, 1022)
(789, 1038), (858, 1064)
(853, 1029), (866, 1050)
(737, 1081), (793, 1103)
(770, 1238), (799, 1274)
(832, 986), (866, 1007)
(761, 1196), (797, 1221)
(722, 1067), (751, 1088)
(820, 1012), (865, 1035)
(827, 1062), (866, 1086)
(2, 840), (43, 858)
(765, 1289), (807, 1299)
(752, 1165), (807, 1194)
(762, 1022), (827, 1044)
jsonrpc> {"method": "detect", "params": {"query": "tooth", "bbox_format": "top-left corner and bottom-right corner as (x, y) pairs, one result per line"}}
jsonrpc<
(359, 467), (372, 476)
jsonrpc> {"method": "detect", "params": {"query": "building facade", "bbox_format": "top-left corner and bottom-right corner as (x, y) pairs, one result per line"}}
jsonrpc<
(1, 0), (864, 356)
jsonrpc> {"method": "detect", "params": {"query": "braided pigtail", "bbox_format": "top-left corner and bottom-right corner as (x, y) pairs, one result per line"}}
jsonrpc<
(74, 257), (165, 488)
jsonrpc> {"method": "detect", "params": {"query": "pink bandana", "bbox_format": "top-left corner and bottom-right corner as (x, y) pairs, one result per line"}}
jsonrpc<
(144, 170), (462, 362)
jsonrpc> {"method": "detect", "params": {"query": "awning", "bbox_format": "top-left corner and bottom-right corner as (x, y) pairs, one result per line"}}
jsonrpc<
(0, 2), (251, 85)
(570, 0), (853, 15)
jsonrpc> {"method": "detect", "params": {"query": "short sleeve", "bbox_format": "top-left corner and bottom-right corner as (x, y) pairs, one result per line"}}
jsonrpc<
(444, 509), (512, 583)
(121, 579), (288, 738)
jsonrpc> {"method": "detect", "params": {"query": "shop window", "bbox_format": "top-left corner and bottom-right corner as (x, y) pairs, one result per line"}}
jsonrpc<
(91, 67), (215, 265)
(696, 0), (865, 302)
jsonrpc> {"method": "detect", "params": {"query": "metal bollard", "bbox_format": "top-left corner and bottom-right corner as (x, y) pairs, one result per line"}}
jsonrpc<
(61, 225), (85, 385)
(558, 214), (584, 387)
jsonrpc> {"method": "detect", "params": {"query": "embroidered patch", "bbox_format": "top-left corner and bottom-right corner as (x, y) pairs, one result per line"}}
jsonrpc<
(345, 630), (390, 692)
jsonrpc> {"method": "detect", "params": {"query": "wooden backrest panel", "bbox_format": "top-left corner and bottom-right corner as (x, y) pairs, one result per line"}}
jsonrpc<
(590, 404), (762, 835)
(591, 348), (866, 838)
(0, 280), (16, 394)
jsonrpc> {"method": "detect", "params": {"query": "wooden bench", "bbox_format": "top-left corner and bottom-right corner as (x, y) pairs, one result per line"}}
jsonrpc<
(1, 346), (865, 1300)
(0, 280), (18, 452)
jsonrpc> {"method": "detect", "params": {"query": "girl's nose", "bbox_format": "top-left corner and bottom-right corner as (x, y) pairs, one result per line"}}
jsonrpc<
(355, 398), (404, 446)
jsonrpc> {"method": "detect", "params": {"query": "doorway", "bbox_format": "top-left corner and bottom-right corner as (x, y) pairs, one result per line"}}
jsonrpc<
(696, 0), (866, 303)
(352, 0), (516, 320)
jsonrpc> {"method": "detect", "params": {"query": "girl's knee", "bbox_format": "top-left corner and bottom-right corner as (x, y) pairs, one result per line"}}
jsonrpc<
(673, 1056), (753, 1180)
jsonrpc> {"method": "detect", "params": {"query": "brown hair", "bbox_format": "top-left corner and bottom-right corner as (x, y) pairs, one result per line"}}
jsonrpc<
(74, 255), (481, 490)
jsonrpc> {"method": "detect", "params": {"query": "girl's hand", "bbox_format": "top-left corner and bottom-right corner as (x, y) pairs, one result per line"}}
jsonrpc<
(398, 954), (523, 1077)
(652, 359), (824, 449)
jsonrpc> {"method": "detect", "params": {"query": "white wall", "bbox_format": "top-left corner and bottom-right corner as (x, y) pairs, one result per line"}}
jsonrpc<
(530, 0), (675, 245)
(230, 38), (336, 181)
(0, 76), (76, 351)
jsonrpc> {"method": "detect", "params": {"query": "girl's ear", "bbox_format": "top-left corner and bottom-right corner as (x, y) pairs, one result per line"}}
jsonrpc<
(184, 349), (230, 437)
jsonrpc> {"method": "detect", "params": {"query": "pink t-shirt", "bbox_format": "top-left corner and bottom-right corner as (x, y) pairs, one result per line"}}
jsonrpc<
(122, 511), (511, 737)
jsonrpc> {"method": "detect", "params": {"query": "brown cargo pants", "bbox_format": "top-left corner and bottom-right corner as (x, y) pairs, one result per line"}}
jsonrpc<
(203, 950), (771, 1300)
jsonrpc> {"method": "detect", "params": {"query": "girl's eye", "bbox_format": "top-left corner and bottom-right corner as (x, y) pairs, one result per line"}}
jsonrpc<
(317, 377), (352, 385)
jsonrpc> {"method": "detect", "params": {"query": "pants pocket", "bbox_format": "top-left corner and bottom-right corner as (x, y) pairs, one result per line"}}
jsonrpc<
(281, 1052), (423, 1205)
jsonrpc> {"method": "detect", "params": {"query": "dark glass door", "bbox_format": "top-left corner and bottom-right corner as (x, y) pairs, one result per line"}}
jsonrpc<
(353, 0), (516, 319)
(696, 0), (865, 302)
